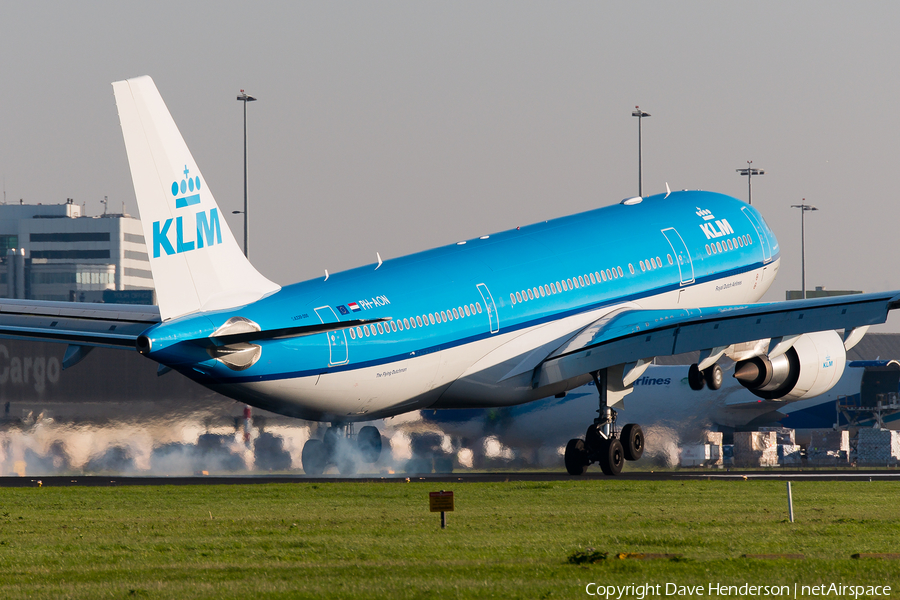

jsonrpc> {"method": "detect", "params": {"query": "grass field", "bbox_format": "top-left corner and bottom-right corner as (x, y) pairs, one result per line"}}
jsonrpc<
(0, 479), (898, 599)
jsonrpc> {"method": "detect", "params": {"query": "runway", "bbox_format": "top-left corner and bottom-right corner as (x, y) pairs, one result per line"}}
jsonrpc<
(2, 469), (899, 487)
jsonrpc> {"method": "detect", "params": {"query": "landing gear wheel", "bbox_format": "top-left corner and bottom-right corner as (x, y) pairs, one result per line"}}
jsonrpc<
(598, 438), (624, 476)
(688, 364), (705, 391)
(301, 439), (326, 475)
(584, 423), (604, 449)
(620, 423), (644, 462)
(704, 364), (723, 390)
(337, 456), (357, 475)
(565, 439), (589, 476)
(357, 426), (382, 464)
(323, 427), (340, 460)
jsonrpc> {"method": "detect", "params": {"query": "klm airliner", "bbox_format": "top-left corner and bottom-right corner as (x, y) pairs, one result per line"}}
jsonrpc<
(1, 76), (898, 476)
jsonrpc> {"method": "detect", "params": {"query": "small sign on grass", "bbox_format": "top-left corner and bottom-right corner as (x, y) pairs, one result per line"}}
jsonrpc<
(429, 490), (454, 529)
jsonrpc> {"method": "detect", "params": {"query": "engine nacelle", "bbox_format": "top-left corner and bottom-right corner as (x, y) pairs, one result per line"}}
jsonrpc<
(733, 330), (846, 401)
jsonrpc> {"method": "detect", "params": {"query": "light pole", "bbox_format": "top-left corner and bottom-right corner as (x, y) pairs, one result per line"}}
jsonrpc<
(632, 106), (650, 197)
(736, 161), (765, 205)
(236, 89), (256, 258)
(790, 201), (818, 299)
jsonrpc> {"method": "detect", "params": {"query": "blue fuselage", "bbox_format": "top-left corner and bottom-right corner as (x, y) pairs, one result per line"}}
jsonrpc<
(141, 190), (780, 421)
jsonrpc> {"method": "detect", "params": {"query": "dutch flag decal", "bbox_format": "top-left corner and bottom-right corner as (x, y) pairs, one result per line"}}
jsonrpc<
(348, 302), (361, 312)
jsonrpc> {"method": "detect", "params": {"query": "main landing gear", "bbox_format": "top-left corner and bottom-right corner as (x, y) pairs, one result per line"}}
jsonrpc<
(687, 363), (723, 391)
(301, 424), (383, 475)
(564, 369), (645, 476)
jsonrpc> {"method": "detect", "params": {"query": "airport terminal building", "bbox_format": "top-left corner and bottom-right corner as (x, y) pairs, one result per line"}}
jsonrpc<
(0, 200), (155, 302)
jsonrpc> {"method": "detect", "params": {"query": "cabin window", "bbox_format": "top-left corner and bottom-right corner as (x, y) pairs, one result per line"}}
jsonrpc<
(441, 310), (447, 321)
(364, 326), (370, 337)
(589, 272), (596, 284)
(401, 318), (408, 329)
(429, 313), (435, 324)
(706, 244), (711, 255)
(716, 241), (723, 253)
(476, 303), (482, 314)
(629, 264), (635, 275)
(510, 293), (516, 305)
(415, 316), (422, 327)
(390, 321), (397, 332)
(464, 304), (471, 316)
(640, 261), (646, 272)
(617, 266), (623, 277)
(452, 308), (459, 319)
(349, 328), (356, 339)
(377, 322), (384, 334)
(515, 291), (522, 303)
(727, 239), (734, 250)
(567, 278), (574, 289)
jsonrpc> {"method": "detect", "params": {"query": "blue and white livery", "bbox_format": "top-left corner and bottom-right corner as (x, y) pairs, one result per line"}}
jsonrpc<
(1, 76), (899, 476)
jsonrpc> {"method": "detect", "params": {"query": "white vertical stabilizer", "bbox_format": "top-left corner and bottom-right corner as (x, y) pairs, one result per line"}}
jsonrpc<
(112, 76), (280, 321)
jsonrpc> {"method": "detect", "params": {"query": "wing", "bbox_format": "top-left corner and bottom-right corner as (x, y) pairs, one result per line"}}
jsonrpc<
(0, 299), (160, 349)
(532, 291), (900, 390)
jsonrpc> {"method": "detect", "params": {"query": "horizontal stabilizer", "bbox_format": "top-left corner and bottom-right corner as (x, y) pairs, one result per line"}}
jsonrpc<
(0, 299), (160, 349)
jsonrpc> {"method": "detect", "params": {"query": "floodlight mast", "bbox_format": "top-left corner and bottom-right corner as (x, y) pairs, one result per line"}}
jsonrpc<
(632, 106), (650, 197)
(790, 201), (818, 299)
(736, 161), (765, 205)
(236, 89), (257, 258)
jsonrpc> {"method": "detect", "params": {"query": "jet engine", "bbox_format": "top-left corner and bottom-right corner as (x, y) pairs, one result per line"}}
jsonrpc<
(733, 330), (846, 401)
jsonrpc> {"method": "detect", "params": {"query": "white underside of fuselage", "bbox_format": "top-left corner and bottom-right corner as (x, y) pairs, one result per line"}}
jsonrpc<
(209, 260), (779, 422)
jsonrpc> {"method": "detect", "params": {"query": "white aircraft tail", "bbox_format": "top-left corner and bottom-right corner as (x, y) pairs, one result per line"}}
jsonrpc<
(112, 76), (280, 321)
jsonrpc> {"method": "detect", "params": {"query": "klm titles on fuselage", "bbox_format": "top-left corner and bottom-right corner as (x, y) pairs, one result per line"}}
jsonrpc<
(696, 207), (733, 240)
(152, 167), (222, 258)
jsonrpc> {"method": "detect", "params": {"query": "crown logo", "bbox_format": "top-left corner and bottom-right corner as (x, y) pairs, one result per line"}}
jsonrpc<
(695, 207), (715, 221)
(171, 165), (201, 209)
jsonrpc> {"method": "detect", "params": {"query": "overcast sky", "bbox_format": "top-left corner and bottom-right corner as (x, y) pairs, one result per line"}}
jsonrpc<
(3, 2), (900, 330)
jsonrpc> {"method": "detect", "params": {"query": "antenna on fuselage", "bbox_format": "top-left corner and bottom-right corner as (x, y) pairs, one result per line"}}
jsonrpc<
(375, 252), (383, 270)
(324, 269), (329, 282)
(665, 182), (671, 199)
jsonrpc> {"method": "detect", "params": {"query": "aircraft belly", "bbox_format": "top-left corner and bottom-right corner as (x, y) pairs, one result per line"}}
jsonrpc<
(208, 352), (442, 422)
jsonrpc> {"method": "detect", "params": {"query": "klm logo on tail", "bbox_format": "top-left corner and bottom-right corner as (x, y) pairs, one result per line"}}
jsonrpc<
(153, 166), (222, 258)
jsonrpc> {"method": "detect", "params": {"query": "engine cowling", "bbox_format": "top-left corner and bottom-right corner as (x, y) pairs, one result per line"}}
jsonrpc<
(733, 330), (846, 401)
